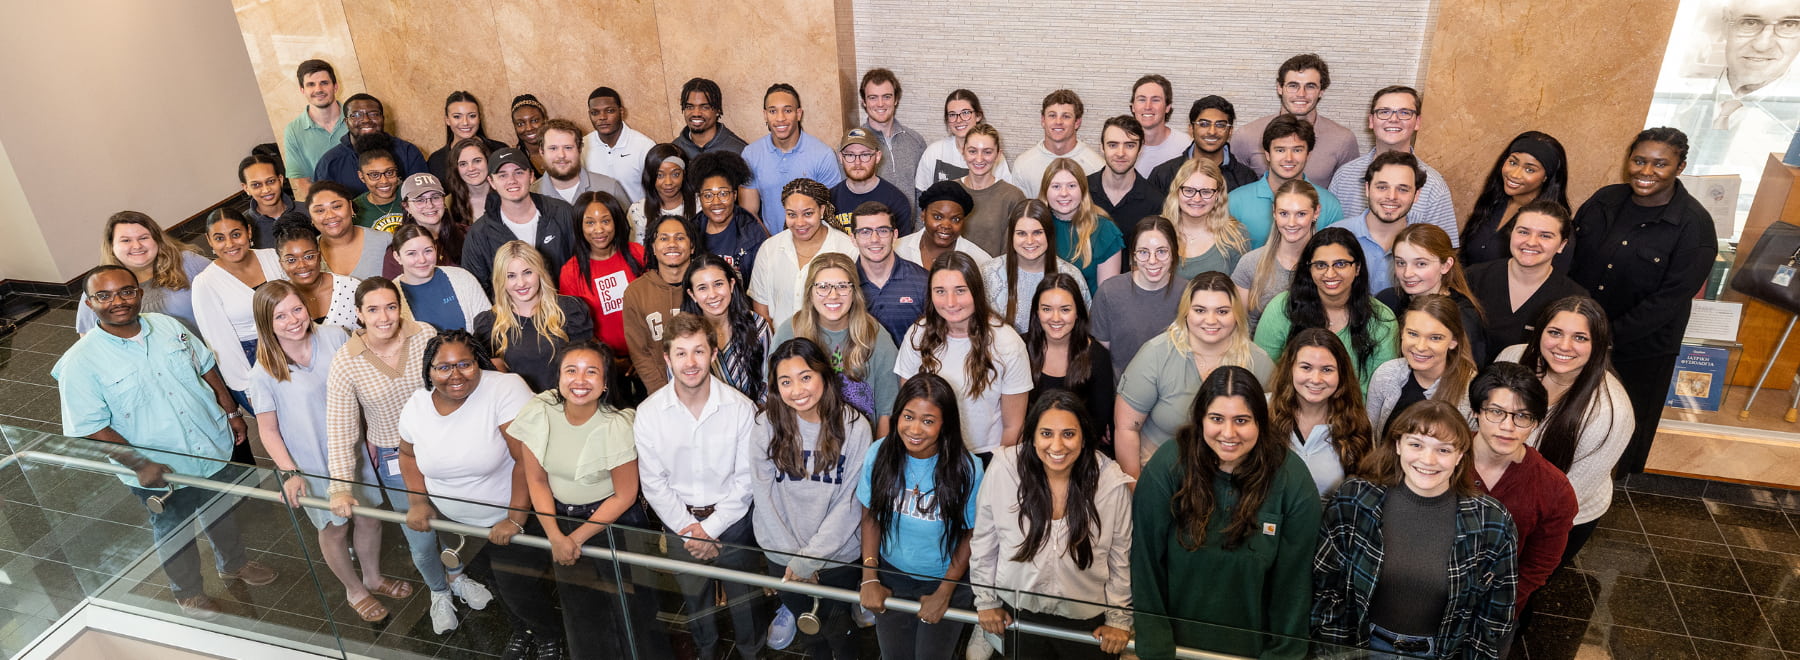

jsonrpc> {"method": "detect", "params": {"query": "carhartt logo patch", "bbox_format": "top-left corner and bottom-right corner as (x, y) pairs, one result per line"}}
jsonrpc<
(1263, 522), (1278, 536)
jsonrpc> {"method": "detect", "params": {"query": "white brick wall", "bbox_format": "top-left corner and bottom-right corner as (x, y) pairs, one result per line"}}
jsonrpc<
(851, 0), (1441, 159)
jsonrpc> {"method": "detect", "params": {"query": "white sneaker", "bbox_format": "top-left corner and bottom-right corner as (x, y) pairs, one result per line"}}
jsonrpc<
(428, 590), (459, 634)
(448, 575), (492, 610)
(965, 630), (994, 660)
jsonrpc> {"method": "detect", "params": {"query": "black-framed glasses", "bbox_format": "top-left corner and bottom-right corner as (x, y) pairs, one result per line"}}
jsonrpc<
(361, 169), (400, 181)
(1373, 108), (1418, 121)
(1479, 406), (1540, 429)
(945, 109), (976, 120)
(1309, 259), (1357, 272)
(681, 103), (716, 112)
(90, 287), (143, 303)
(429, 360), (476, 375)
(840, 151), (876, 163)
(1178, 186), (1219, 200)
(811, 282), (854, 297)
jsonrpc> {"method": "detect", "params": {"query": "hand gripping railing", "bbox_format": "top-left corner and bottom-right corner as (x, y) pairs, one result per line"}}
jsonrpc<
(2, 450), (1244, 660)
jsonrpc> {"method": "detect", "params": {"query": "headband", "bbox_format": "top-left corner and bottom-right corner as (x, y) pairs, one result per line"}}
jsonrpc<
(1507, 136), (1563, 177)
(662, 155), (686, 169)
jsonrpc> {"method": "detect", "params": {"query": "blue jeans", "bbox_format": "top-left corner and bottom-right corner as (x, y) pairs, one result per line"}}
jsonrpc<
(1368, 621), (1436, 657)
(372, 445), (453, 593)
(128, 464), (250, 600)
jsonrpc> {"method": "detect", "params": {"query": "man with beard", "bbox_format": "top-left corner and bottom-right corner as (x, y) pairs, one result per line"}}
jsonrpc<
(1149, 95), (1259, 196)
(536, 118), (631, 206)
(1326, 151), (1424, 294)
(1230, 54), (1361, 182)
(462, 147), (579, 294)
(859, 68), (928, 207)
(673, 77), (748, 158)
(831, 128), (915, 233)
(54, 265), (277, 620)
(282, 59), (345, 199)
(1011, 89), (1105, 198)
(583, 87), (657, 203)
(312, 93), (428, 195)
(1329, 86), (1458, 245)
(741, 83), (844, 234)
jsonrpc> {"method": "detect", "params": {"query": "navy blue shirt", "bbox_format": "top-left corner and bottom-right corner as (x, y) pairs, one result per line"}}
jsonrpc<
(400, 269), (466, 332)
(697, 209), (771, 280)
(831, 179), (916, 235)
(859, 258), (929, 343)
(313, 133), (430, 196)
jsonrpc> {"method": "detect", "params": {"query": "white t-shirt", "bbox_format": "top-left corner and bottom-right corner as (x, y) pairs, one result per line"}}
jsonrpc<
(398, 371), (534, 527)
(550, 180), (581, 205)
(894, 321), (1033, 453)
(1135, 129), (1193, 177)
(504, 210), (542, 244)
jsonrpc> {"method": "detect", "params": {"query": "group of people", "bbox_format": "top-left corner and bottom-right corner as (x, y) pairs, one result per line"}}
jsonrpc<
(51, 51), (1716, 660)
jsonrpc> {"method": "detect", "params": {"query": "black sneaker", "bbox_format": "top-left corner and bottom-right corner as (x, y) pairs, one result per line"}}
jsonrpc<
(533, 634), (564, 660)
(501, 630), (535, 660)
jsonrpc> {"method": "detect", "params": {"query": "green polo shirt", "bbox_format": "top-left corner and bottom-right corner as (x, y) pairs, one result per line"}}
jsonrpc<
(282, 103), (349, 180)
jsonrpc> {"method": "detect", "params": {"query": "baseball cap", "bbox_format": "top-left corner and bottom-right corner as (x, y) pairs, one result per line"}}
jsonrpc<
(400, 173), (445, 201)
(839, 128), (881, 153)
(488, 147), (532, 175)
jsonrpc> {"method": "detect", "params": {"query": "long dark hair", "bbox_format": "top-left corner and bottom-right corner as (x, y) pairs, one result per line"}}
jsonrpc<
(443, 137), (490, 229)
(1170, 366), (1285, 550)
(1286, 227), (1380, 368)
(420, 329), (496, 391)
(765, 338), (860, 479)
(1012, 390), (1103, 569)
(641, 143), (696, 220)
(1001, 199), (1061, 323)
(1519, 296), (1619, 472)
(440, 91), (493, 148)
(1266, 328), (1371, 476)
(915, 251), (1002, 397)
(548, 339), (629, 410)
(1025, 273), (1097, 388)
(680, 253), (766, 399)
(572, 190), (648, 288)
(1462, 131), (1569, 248)
(869, 373), (975, 559)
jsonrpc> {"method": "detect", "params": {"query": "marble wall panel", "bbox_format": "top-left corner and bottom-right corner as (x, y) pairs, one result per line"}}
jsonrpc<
(339, 2), (513, 159)
(1417, 0), (1682, 222)
(488, 0), (674, 144)
(652, 0), (849, 149)
(233, 0), (365, 159)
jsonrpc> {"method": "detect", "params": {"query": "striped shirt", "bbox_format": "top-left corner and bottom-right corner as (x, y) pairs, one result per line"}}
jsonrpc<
(324, 321), (437, 494)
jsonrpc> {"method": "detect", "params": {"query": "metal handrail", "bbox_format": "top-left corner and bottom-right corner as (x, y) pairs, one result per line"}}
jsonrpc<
(6, 449), (1250, 659)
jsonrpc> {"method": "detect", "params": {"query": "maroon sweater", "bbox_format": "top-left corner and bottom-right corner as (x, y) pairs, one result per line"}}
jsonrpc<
(1477, 446), (1577, 611)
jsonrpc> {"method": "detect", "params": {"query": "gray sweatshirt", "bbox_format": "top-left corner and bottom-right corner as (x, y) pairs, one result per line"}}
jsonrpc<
(752, 409), (873, 578)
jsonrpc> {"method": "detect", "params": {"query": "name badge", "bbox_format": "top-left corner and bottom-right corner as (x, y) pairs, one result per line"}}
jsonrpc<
(386, 457), (401, 476)
(1775, 265), (1795, 287)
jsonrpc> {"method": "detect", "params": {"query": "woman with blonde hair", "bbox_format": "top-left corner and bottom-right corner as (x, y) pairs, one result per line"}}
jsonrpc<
(772, 252), (899, 436)
(78, 211), (210, 334)
(1039, 158), (1123, 292)
(1231, 179), (1317, 328)
(1162, 158), (1248, 279)
(1377, 223), (1487, 363)
(1115, 271), (1273, 476)
(1366, 294), (1479, 435)
(979, 199), (1089, 333)
(957, 122), (1026, 257)
(472, 240), (595, 391)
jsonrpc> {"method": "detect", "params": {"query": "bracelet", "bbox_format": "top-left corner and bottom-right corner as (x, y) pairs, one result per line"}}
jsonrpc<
(225, 412), (244, 420)
(510, 519), (526, 533)
(860, 579), (881, 587)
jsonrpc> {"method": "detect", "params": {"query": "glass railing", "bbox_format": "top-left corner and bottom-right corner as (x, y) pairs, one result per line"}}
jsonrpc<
(0, 424), (1401, 660)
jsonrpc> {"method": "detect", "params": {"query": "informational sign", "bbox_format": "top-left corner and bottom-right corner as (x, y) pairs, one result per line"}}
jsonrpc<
(1667, 344), (1731, 412)
(1686, 299), (1744, 342)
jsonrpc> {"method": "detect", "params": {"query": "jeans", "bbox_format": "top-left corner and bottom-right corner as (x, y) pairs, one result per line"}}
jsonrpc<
(767, 562), (860, 660)
(1010, 607), (1115, 660)
(128, 464), (250, 600)
(552, 500), (672, 658)
(372, 445), (452, 593)
(1368, 621), (1436, 657)
(668, 514), (764, 660)
(872, 559), (974, 660)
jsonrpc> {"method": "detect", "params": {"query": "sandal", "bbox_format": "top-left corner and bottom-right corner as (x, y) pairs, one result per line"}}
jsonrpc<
(369, 577), (413, 599)
(350, 595), (389, 622)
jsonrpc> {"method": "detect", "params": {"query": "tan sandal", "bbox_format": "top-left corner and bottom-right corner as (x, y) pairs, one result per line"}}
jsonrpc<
(350, 595), (389, 622)
(369, 577), (413, 599)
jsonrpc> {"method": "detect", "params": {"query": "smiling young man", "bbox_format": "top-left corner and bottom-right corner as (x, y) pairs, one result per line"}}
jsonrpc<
(1327, 150), (1425, 294)
(672, 78), (748, 158)
(1090, 115), (1165, 247)
(54, 266), (277, 620)
(859, 68), (929, 207)
(239, 153), (309, 248)
(1149, 95), (1259, 197)
(536, 118), (631, 206)
(831, 128), (915, 233)
(282, 60), (346, 199)
(741, 83), (844, 234)
(461, 147), (579, 295)
(311, 93), (429, 195)
(623, 215), (697, 393)
(1230, 54), (1361, 182)
(1329, 86), (1459, 246)
(852, 202), (930, 341)
(581, 87), (657, 203)
(1011, 89), (1106, 198)
(1130, 75), (1193, 177)
(1465, 363), (1575, 620)
(1228, 114), (1345, 247)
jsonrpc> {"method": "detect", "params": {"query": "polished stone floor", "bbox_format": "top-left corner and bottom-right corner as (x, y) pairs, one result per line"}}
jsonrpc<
(4, 293), (1800, 659)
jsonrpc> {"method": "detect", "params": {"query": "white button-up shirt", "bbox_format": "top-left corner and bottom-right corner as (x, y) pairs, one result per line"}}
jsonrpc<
(634, 376), (759, 537)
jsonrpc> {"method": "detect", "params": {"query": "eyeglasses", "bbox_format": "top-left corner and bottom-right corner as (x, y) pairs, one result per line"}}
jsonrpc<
(1191, 120), (1232, 129)
(280, 251), (322, 266)
(90, 287), (142, 303)
(854, 227), (895, 239)
(362, 169), (400, 181)
(1730, 16), (1800, 38)
(1372, 108), (1418, 121)
(945, 109), (976, 120)
(699, 188), (735, 202)
(410, 193), (445, 204)
(347, 110), (383, 120)
(1134, 247), (1171, 261)
(1178, 186), (1219, 200)
(430, 360), (477, 374)
(245, 177), (282, 192)
(812, 282), (854, 297)
(1479, 406), (1540, 429)
(840, 151), (876, 163)
(1309, 259), (1357, 272)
